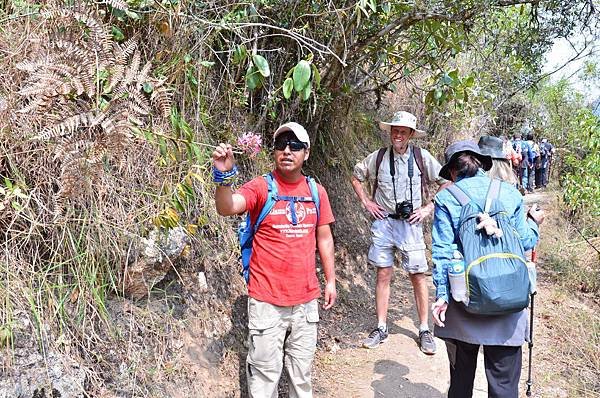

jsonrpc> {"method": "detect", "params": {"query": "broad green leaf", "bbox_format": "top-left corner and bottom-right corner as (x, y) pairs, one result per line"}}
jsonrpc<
(293, 60), (311, 92)
(125, 10), (141, 20)
(252, 54), (270, 77)
(111, 26), (124, 42)
(283, 78), (293, 99)
(301, 81), (312, 102)
(311, 64), (321, 88)
(142, 82), (153, 93)
(245, 67), (262, 90)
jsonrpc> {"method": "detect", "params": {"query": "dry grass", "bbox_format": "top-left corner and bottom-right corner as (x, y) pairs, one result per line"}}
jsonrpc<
(533, 190), (600, 397)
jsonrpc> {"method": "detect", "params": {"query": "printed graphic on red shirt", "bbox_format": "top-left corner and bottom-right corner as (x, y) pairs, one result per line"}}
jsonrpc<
(237, 172), (335, 307)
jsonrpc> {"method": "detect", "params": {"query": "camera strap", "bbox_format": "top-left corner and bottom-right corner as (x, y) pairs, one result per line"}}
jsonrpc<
(389, 146), (414, 209)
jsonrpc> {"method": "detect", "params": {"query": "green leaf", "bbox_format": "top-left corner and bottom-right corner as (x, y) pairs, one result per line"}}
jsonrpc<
(200, 60), (215, 68)
(301, 81), (312, 102)
(142, 82), (153, 94)
(245, 66), (262, 90)
(293, 60), (311, 92)
(252, 54), (270, 77)
(283, 78), (293, 99)
(125, 10), (141, 20)
(233, 44), (247, 65)
(111, 26), (124, 42)
(311, 64), (321, 88)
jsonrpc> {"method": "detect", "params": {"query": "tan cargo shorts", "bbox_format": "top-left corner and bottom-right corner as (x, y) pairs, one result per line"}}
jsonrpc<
(246, 297), (319, 398)
(367, 217), (428, 273)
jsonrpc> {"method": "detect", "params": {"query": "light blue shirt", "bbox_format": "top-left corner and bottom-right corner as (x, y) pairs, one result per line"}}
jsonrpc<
(432, 170), (539, 302)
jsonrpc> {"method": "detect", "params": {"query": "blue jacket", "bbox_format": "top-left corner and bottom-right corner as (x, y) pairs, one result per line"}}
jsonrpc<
(432, 170), (539, 303)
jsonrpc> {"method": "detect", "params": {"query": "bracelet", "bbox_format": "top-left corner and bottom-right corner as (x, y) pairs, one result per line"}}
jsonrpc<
(213, 165), (238, 186)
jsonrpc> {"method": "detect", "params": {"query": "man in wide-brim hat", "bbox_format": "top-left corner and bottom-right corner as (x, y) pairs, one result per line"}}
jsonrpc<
(351, 110), (448, 354)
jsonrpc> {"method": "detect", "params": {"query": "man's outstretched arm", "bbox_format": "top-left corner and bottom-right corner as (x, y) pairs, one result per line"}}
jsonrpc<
(212, 143), (247, 216)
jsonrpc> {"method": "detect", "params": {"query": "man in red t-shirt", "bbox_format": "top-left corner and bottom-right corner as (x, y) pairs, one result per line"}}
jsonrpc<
(212, 122), (336, 398)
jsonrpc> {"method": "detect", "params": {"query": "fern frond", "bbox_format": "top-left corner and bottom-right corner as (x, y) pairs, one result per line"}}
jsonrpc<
(151, 86), (172, 118)
(128, 90), (151, 115)
(118, 38), (138, 60)
(105, 0), (128, 11)
(36, 111), (96, 140)
(136, 62), (153, 85)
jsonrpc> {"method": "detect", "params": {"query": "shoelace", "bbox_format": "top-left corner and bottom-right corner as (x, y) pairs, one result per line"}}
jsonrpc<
(369, 328), (385, 338)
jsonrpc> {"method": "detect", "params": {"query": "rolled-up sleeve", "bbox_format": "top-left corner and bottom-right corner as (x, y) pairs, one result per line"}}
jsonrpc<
(353, 151), (378, 182)
(431, 195), (455, 303)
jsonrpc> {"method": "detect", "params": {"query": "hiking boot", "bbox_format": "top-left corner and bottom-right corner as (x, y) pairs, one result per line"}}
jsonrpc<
(362, 327), (388, 349)
(419, 330), (436, 355)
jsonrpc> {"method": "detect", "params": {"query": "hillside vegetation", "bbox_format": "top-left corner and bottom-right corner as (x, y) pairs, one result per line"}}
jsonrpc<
(0, 0), (598, 396)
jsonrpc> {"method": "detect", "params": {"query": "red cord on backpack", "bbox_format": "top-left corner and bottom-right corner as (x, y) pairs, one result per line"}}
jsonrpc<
(531, 247), (537, 263)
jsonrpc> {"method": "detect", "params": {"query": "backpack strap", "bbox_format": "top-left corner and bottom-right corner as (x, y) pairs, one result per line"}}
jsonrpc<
(446, 184), (471, 206)
(306, 176), (320, 221)
(413, 146), (430, 203)
(254, 173), (279, 232)
(372, 147), (388, 200)
(484, 179), (501, 213)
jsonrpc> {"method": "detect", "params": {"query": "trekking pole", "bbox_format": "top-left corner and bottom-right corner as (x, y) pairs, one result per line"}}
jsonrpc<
(526, 246), (537, 397)
(526, 291), (535, 396)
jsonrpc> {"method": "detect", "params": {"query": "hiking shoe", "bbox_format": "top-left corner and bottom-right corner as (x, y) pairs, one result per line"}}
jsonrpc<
(419, 330), (436, 355)
(362, 327), (388, 349)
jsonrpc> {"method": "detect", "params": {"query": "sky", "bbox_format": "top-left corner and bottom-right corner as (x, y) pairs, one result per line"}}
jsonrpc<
(543, 37), (600, 102)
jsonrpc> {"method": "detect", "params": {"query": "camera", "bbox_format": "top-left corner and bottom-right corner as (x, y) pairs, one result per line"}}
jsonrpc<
(395, 200), (413, 219)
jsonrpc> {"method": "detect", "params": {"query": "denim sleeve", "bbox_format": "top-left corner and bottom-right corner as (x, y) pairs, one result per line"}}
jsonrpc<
(432, 197), (455, 303)
(512, 197), (540, 251)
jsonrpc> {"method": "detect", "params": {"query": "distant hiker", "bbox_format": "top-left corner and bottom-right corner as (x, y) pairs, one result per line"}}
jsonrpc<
(430, 140), (545, 398)
(539, 138), (555, 187)
(212, 122), (337, 398)
(351, 111), (448, 354)
(527, 133), (539, 191)
(512, 133), (534, 193)
(479, 136), (517, 185)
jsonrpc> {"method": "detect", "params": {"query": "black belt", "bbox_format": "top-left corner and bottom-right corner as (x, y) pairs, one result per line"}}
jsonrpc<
(387, 214), (402, 220)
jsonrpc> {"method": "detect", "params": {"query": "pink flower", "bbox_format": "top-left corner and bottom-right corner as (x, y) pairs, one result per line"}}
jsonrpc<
(237, 132), (262, 158)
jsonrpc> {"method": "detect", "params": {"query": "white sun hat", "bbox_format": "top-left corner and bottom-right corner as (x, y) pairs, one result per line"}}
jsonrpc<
(379, 111), (426, 138)
(273, 122), (310, 148)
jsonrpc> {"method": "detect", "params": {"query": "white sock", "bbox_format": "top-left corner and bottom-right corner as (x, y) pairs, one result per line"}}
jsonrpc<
(419, 324), (429, 332)
(378, 322), (387, 332)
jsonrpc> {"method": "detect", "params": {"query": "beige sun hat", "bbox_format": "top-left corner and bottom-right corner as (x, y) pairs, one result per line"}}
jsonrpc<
(378, 111), (426, 138)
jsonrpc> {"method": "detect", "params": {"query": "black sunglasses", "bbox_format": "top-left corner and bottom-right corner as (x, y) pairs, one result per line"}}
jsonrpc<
(273, 140), (307, 151)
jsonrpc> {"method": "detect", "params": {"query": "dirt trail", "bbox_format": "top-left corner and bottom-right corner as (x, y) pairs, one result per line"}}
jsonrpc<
(312, 190), (560, 398)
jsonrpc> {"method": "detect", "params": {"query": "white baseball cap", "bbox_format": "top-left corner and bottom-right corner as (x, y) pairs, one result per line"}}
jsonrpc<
(378, 111), (426, 138)
(273, 122), (310, 148)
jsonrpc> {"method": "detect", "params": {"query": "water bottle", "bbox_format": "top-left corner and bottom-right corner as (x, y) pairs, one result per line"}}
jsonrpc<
(526, 261), (537, 294)
(449, 250), (469, 304)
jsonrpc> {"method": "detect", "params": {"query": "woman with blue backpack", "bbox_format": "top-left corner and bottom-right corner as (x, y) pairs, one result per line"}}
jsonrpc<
(430, 140), (545, 398)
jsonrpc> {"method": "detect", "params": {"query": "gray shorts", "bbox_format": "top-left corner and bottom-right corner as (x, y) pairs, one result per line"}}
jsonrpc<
(368, 218), (428, 273)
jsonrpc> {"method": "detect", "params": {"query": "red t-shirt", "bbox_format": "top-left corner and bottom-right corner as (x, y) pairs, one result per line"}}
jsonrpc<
(237, 171), (335, 306)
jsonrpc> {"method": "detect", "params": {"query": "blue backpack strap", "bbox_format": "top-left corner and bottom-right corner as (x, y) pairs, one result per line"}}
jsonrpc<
(484, 179), (501, 213)
(254, 173), (278, 232)
(306, 176), (320, 221)
(446, 184), (471, 206)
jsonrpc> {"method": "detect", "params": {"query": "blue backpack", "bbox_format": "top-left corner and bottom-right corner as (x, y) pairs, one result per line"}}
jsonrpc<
(447, 179), (530, 315)
(238, 173), (320, 284)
